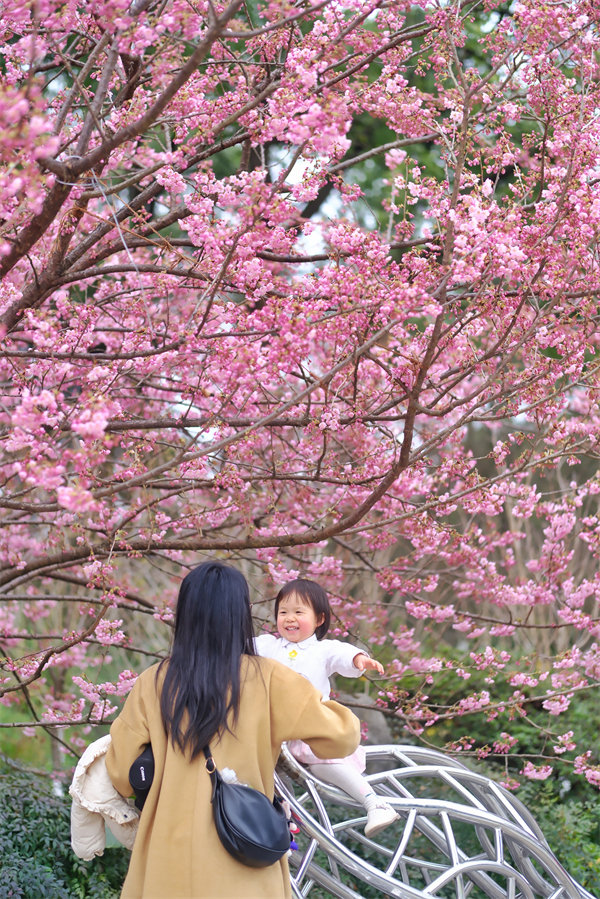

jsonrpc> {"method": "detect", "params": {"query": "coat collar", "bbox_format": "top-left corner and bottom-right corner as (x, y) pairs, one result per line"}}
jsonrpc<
(281, 633), (319, 652)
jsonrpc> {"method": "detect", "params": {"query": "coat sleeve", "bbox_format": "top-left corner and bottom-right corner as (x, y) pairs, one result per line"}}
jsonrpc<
(322, 639), (365, 679)
(105, 669), (153, 799)
(254, 633), (279, 658)
(269, 661), (360, 760)
(70, 794), (106, 860)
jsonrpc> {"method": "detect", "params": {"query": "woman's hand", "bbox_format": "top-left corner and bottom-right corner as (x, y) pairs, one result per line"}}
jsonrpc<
(353, 653), (384, 675)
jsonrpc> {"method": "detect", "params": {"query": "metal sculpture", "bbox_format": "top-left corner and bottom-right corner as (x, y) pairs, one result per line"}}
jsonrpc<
(275, 744), (594, 899)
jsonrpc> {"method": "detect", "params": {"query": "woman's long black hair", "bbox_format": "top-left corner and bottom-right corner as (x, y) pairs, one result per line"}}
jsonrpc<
(158, 561), (256, 759)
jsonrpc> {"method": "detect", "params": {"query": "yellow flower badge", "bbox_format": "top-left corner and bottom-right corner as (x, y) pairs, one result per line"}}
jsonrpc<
(288, 649), (298, 660)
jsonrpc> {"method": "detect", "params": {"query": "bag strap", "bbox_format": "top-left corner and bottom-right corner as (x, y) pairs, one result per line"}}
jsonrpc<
(203, 744), (219, 800)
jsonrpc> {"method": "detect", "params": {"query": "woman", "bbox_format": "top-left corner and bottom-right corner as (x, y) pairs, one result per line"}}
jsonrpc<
(106, 561), (360, 898)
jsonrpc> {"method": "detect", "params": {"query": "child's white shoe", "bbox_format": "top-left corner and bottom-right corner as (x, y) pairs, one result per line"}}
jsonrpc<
(364, 800), (399, 838)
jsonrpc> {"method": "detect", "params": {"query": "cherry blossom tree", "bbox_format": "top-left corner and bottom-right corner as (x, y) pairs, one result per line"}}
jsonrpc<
(1, 0), (599, 786)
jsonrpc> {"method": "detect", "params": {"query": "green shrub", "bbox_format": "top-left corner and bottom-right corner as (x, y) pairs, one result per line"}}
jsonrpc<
(0, 756), (129, 899)
(516, 779), (600, 892)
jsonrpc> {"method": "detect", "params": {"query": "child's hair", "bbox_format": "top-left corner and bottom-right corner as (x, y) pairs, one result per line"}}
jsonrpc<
(275, 578), (331, 640)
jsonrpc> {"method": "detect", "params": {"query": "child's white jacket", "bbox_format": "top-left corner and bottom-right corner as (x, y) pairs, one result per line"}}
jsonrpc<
(254, 633), (362, 699)
(69, 733), (139, 860)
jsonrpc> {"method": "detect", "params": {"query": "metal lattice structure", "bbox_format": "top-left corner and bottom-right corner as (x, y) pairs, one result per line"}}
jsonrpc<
(275, 745), (594, 899)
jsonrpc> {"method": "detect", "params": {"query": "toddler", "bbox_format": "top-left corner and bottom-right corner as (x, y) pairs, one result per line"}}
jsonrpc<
(255, 578), (399, 838)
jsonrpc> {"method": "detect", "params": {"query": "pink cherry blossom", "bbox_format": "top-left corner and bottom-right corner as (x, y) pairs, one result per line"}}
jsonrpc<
(521, 762), (554, 781)
(0, 0), (598, 787)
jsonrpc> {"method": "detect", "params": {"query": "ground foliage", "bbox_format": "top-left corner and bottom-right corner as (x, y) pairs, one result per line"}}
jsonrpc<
(0, 756), (129, 898)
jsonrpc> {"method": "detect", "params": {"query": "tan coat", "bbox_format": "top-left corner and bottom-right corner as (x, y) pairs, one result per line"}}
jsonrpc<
(106, 656), (360, 899)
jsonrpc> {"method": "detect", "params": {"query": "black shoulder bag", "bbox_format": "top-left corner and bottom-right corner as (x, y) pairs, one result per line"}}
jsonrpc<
(203, 745), (291, 868)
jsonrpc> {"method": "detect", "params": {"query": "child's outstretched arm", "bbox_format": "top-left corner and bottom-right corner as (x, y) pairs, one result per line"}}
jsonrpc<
(353, 653), (385, 675)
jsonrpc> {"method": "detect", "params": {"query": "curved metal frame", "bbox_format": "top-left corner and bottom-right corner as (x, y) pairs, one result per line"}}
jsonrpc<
(275, 744), (593, 899)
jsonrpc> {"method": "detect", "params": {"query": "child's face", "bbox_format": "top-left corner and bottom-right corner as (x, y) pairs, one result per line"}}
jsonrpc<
(277, 593), (324, 643)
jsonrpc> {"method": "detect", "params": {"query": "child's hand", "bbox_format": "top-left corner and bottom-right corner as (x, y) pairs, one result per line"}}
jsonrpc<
(353, 653), (384, 675)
